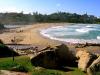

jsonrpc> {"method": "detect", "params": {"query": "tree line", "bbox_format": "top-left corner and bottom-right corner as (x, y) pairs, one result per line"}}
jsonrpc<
(0, 12), (100, 25)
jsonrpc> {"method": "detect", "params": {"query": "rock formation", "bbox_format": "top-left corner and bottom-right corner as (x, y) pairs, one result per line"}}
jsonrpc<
(55, 44), (76, 66)
(87, 56), (100, 75)
(31, 44), (76, 69)
(76, 50), (97, 72)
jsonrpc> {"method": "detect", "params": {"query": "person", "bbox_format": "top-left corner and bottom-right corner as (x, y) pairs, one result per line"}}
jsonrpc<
(87, 56), (100, 75)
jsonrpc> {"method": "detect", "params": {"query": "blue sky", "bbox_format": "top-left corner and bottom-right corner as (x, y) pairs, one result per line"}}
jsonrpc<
(0, 0), (99, 16)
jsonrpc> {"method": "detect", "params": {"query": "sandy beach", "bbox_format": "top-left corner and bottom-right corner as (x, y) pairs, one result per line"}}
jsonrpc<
(0, 23), (100, 55)
(0, 23), (68, 47)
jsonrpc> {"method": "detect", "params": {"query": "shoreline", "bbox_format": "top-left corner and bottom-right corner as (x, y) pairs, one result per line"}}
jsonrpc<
(0, 23), (67, 47)
(0, 23), (100, 55)
(0, 23), (100, 46)
(40, 24), (100, 45)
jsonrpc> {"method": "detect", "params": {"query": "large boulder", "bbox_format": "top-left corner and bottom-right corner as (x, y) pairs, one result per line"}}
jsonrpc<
(55, 44), (76, 66)
(76, 50), (97, 72)
(31, 44), (76, 69)
(31, 50), (58, 68)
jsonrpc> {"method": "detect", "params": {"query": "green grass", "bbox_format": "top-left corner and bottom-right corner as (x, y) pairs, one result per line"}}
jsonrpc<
(68, 68), (86, 75)
(0, 56), (33, 71)
(0, 56), (86, 75)
(32, 69), (66, 75)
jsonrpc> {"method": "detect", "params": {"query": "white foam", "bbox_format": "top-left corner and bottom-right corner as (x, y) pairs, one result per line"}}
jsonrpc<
(51, 26), (63, 29)
(97, 36), (100, 40)
(86, 25), (94, 28)
(76, 28), (90, 33)
(40, 30), (100, 44)
(51, 26), (68, 31)
(4, 25), (22, 28)
(40, 24), (100, 44)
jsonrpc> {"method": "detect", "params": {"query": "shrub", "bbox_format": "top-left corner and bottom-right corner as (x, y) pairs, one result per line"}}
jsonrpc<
(0, 23), (4, 29)
(11, 65), (29, 72)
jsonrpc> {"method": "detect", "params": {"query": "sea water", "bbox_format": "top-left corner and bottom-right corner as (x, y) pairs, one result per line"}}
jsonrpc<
(40, 24), (100, 44)
(4, 25), (23, 29)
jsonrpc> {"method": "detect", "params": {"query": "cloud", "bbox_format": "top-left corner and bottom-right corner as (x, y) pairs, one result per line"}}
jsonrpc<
(0, 6), (21, 13)
(0, 6), (32, 14)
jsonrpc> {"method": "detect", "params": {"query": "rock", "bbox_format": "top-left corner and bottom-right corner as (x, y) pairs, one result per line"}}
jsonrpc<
(31, 44), (76, 69)
(75, 44), (86, 48)
(34, 67), (45, 71)
(87, 56), (100, 75)
(31, 50), (58, 68)
(76, 50), (97, 72)
(0, 44), (19, 58)
(0, 39), (3, 44)
(0, 70), (29, 75)
(55, 44), (76, 66)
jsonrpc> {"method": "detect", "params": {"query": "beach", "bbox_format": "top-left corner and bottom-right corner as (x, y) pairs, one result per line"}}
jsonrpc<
(0, 23), (100, 54)
(0, 23), (68, 47)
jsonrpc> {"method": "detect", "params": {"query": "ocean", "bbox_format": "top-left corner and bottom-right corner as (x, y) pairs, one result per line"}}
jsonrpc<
(40, 24), (100, 44)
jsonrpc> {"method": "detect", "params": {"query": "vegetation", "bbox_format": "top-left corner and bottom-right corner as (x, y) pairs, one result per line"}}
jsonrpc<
(0, 12), (100, 24)
(0, 56), (32, 71)
(0, 23), (4, 29)
(0, 56), (100, 75)
(0, 56), (86, 75)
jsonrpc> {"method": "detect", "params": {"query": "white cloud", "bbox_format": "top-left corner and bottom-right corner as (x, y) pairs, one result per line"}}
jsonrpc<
(0, 6), (21, 13)
(0, 6), (33, 14)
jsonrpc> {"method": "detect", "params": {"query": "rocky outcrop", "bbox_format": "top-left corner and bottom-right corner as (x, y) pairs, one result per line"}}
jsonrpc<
(76, 50), (97, 72)
(0, 44), (19, 58)
(87, 56), (100, 75)
(55, 44), (76, 66)
(31, 50), (58, 68)
(31, 44), (76, 69)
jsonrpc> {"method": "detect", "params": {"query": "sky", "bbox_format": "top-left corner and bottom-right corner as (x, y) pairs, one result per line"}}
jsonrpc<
(0, 0), (99, 17)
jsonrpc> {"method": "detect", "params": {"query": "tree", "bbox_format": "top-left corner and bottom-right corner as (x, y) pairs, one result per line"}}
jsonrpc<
(0, 12), (99, 24)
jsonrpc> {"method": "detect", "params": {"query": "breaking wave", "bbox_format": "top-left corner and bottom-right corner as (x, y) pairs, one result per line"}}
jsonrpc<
(97, 36), (100, 40)
(40, 24), (100, 44)
(76, 28), (90, 33)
